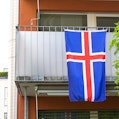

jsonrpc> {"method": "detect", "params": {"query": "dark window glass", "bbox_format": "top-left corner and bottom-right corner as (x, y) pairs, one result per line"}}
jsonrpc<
(38, 110), (90, 119)
(97, 17), (119, 32)
(98, 110), (119, 119)
(38, 14), (87, 31)
(39, 14), (87, 26)
(97, 17), (119, 27)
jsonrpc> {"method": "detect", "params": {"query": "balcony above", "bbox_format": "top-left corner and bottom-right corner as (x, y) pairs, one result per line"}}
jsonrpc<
(15, 26), (118, 96)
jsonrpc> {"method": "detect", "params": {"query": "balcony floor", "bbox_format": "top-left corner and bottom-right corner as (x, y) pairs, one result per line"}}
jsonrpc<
(15, 77), (118, 97)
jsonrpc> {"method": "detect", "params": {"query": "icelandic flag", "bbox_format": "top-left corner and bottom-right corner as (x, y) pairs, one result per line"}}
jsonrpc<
(65, 30), (106, 102)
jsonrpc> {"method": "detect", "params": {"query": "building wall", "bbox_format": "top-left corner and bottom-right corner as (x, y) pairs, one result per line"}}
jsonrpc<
(0, 79), (8, 119)
(19, 0), (119, 26)
(19, 0), (37, 26)
(17, 95), (119, 119)
(17, 94), (24, 119)
(8, 0), (19, 119)
(39, 0), (119, 12)
(17, 0), (119, 119)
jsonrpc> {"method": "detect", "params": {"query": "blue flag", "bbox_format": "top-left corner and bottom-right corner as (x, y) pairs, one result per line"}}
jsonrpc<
(65, 30), (106, 102)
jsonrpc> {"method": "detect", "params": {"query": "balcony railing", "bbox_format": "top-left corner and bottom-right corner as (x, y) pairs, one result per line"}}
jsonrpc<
(15, 26), (116, 82)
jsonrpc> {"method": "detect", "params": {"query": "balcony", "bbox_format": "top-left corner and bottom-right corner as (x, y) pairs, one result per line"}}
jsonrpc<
(15, 26), (118, 96)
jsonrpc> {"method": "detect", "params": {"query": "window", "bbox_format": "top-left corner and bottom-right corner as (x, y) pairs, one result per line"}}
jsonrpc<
(97, 17), (119, 27)
(98, 110), (119, 119)
(38, 110), (90, 119)
(38, 13), (87, 31)
(40, 14), (87, 26)
(70, 111), (90, 119)
(4, 87), (8, 106)
(96, 16), (119, 31)
(4, 112), (7, 119)
(3, 68), (8, 72)
(37, 13), (119, 31)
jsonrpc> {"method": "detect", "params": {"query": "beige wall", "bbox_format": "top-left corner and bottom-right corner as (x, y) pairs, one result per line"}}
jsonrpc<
(8, 0), (18, 119)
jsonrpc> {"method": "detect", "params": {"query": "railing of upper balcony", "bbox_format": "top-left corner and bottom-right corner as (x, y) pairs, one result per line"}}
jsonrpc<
(15, 26), (116, 82)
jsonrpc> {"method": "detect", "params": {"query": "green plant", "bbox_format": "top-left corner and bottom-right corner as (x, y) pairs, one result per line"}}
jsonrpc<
(109, 21), (119, 94)
(0, 72), (8, 78)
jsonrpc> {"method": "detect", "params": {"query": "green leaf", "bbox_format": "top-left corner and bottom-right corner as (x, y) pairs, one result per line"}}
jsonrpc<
(113, 59), (119, 69)
(115, 71), (119, 76)
(115, 86), (119, 89)
(109, 39), (116, 50)
(109, 21), (119, 94)
(115, 77), (119, 85)
(118, 92), (119, 96)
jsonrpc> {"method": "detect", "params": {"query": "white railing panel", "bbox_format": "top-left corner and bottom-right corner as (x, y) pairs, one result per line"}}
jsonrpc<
(16, 30), (116, 81)
(16, 31), (67, 79)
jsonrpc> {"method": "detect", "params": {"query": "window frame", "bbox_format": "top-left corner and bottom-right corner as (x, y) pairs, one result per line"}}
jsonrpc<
(4, 112), (7, 119)
(4, 87), (8, 106)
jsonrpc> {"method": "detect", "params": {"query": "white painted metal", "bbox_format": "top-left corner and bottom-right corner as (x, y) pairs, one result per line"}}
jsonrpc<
(16, 29), (116, 81)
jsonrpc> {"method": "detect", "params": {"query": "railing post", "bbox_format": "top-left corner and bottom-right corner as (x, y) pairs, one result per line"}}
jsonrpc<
(35, 86), (38, 119)
(24, 86), (28, 119)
